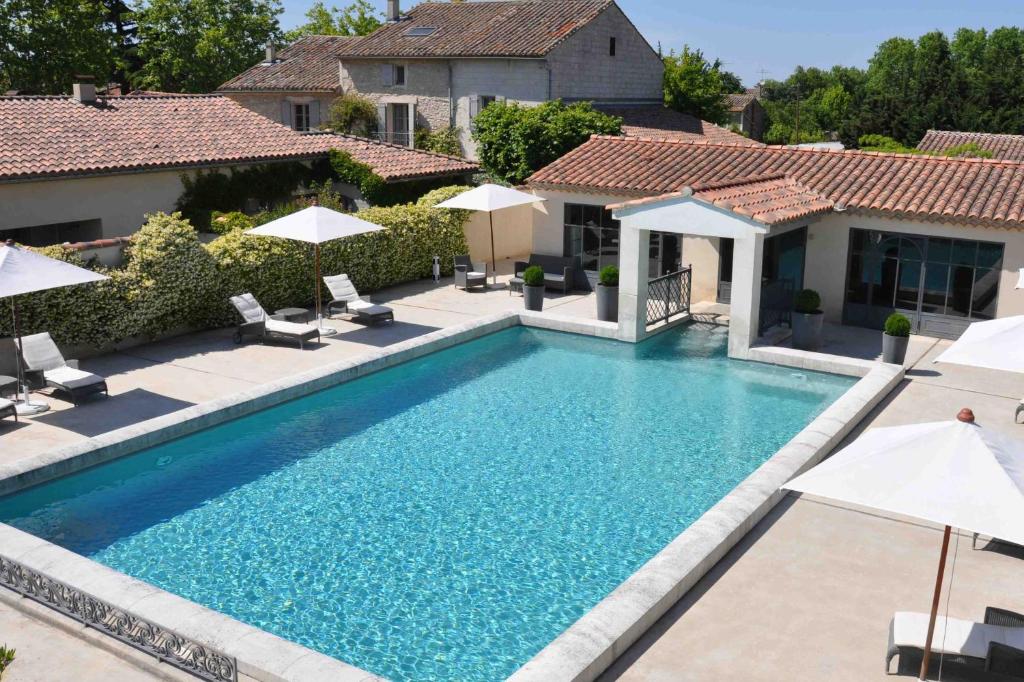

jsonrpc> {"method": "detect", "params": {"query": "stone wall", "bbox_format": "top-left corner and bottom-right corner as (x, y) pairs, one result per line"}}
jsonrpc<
(547, 3), (663, 102)
(340, 59), (452, 139)
(223, 92), (337, 130)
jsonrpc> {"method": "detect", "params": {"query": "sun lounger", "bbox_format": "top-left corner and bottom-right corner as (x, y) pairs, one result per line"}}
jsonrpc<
(0, 398), (16, 423)
(322, 274), (394, 326)
(19, 332), (108, 406)
(886, 609), (1024, 678)
(230, 293), (320, 348)
(454, 255), (487, 290)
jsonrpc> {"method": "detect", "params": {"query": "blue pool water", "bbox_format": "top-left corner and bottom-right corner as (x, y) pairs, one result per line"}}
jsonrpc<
(0, 327), (853, 681)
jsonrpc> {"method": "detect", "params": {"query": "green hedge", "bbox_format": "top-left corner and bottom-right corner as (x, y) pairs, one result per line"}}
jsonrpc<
(2, 190), (471, 349)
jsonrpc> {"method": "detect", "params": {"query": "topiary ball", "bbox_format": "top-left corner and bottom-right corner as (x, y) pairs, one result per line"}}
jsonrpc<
(793, 288), (822, 314)
(523, 265), (545, 287)
(884, 313), (911, 337)
(599, 265), (619, 287)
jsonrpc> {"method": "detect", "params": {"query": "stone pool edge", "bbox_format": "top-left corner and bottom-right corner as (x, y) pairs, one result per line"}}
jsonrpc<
(508, 351), (904, 682)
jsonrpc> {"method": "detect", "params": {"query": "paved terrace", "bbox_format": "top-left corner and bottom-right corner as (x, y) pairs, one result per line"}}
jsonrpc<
(1, 281), (1023, 681)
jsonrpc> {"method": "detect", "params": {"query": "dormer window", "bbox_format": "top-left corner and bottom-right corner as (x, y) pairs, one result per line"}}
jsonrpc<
(404, 26), (437, 37)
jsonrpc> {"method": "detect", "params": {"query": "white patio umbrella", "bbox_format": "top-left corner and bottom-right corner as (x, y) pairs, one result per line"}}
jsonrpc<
(784, 409), (1024, 680)
(434, 184), (546, 285)
(932, 315), (1024, 373)
(0, 240), (109, 414)
(245, 206), (386, 336)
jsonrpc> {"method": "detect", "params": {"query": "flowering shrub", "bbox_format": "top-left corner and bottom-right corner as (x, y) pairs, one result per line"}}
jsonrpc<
(1, 189), (471, 350)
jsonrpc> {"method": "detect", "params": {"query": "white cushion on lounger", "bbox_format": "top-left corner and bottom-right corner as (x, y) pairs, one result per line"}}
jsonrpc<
(265, 319), (316, 336)
(44, 366), (105, 391)
(0, 398), (13, 411)
(892, 612), (1024, 659)
(230, 293), (267, 324)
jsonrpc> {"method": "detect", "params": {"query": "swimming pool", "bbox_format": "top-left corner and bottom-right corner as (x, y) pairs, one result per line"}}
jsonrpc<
(0, 327), (853, 681)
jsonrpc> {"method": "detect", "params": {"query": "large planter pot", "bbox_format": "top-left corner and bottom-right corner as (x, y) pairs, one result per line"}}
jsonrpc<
(882, 332), (910, 365)
(523, 284), (545, 312)
(791, 311), (824, 350)
(596, 283), (618, 322)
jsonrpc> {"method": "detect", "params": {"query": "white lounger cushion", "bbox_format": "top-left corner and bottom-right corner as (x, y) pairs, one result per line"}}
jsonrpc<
(893, 612), (1024, 660)
(0, 398), (13, 411)
(265, 319), (316, 336)
(230, 293), (267, 324)
(44, 366), (105, 390)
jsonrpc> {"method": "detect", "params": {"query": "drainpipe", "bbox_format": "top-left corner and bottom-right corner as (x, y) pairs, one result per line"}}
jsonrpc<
(546, 64), (552, 101)
(447, 60), (454, 129)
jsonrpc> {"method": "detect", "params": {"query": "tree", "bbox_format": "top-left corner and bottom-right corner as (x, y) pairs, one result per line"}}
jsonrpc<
(284, 0), (381, 42)
(327, 92), (378, 136)
(472, 100), (622, 185)
(0, 0), (117, 94)
(662, 46), (729, 123)
(132, 0), (282, 93)
(101, 0), (140, 92)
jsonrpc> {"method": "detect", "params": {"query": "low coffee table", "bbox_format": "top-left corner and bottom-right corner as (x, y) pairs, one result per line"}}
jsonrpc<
(274, 307), (311, 323)
(0, 375), (17, 398)
(508, 277), (524, 296)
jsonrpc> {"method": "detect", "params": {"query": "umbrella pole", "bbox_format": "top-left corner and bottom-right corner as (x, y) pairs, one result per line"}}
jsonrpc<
(920, 525), (952, 680)
(315, 243), (321, 323)
(489, 211), (496, 286)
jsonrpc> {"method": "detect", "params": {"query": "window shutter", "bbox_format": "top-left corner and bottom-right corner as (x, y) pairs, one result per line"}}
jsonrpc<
(381, 64), (394, 86)
(377, 103), (387, 137)
(407, 102), (416, 147)
(310, 100), (321, 129)
(281, 100), (293, 128)
(469, 94), (479, 120)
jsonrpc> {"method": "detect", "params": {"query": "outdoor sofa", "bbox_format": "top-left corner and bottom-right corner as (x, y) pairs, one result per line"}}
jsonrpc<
(19, 332), (108, 406)
(0, 398), (15, 424)
(230, 293), (320, 349)
(886, 608), (1024, 679)
(514, 254), (574, 294)
(322, 274), (394, 326)
(453, 255), (488, 290)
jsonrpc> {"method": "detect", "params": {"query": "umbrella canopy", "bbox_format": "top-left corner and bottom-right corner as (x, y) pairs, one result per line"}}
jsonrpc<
(932, 315), (1024, 373)
(435, 184), (545, 285)
(245, 206), (385, 244)
(434, 184), (545, 212)
(0, 242), (108, 298)
(784, 409), (1024, 680)
(784, 416), (1024, 545)
(245, 207), (386, 333)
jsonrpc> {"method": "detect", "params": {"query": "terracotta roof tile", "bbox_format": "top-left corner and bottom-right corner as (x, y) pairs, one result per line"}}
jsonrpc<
(609, 174), (833, 226)
(338, 0), (613, 58)
(218, 35), (357, 92)
(527, 135), (1024, 229)
(0, 94), (477, 182)
(595, 104), (761, 145)
(918, 130), (1024, 161)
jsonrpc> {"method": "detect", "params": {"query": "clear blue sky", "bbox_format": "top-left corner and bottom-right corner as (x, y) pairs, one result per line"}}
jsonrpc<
(279, 0), (1022, 86)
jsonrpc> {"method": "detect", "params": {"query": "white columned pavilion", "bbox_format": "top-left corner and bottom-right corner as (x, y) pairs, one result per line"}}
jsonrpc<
(610, 190), (770, 358)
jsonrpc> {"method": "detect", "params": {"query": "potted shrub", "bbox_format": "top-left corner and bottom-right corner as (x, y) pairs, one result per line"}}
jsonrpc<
(522, 265), (545, 312)
(882, 312), (911, 365)
(791, 288), (824, 350)
(596, 265), (619, 322)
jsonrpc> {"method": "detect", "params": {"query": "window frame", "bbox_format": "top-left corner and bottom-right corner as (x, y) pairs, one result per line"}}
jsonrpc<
(293, 102), (310, 132)
(393, 64), (406, 87)
(609, 36), (616, 56)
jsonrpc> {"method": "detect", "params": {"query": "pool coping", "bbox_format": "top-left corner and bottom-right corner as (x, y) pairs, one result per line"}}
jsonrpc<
(0, 316), (901, 682)
(508, 347), (904, 682)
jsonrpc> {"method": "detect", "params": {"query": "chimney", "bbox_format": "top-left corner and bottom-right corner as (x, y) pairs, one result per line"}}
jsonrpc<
(72, 75), (96, 104)
(265, 42), (277, 63)
(387, 0), (400, 22)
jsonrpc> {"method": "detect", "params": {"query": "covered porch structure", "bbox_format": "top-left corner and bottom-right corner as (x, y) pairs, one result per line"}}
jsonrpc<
(609, 176), (835, 357)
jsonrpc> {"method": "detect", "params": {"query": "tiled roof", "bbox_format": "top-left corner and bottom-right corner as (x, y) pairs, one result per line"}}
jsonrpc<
(608, 175), (833, 226)
(726, 93), (756, 112)
(596, 105), (761, 145)
(527, 135), (1024, 229)
(337, 0), (613, 58)
(0, 94), (477, 182)
(917, 129), (1024, 162)
(218, 35), (356, 92)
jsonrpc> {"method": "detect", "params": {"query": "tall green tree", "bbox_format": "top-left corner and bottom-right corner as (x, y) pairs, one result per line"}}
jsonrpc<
(0, 0), (116, 94)
(283, 0), (381, 42)
(132, 0), (282, 93)
(662, 46), (730, 123)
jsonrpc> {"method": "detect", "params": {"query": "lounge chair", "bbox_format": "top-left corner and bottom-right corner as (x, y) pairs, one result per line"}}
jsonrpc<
(322, 275), (394, 326)
(454, 255), (488, 290)
(229, 293), (320, 348)
(19, 332), (108, 406)
(886, 609), (1024, 678)
(0, 398), (16, 424)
